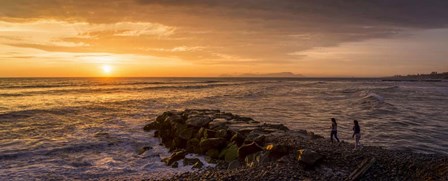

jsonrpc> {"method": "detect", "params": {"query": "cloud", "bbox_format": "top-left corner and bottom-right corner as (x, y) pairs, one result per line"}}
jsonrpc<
(0, 0), (448, 71)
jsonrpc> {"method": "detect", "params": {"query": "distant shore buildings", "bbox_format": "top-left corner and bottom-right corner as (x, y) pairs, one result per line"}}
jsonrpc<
(393, 72), (448, 79)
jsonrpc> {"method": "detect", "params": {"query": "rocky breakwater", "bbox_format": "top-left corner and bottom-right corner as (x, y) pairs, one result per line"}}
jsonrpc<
(143, 109), (448, 181)
(143, 109), (303, 169)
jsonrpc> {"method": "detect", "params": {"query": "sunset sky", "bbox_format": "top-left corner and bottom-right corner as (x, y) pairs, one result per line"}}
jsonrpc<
(1, 0), (447, 77)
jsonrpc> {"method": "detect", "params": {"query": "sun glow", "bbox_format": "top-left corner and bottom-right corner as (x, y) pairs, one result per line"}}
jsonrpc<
(102, 65), (113, 74)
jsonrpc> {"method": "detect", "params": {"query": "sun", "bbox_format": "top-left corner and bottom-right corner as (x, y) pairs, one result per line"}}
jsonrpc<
(102, 65), (113, 74)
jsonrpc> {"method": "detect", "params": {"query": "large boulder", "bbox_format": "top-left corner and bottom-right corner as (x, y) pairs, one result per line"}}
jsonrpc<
(206, 149), (220, 159)
(230, 132), (245, 146)
(162, 149), (187, 166)
(265, 144), (292, 159)
(199, 138), (226, 152)
(297, 149), (323, 166)
(186, 138), (200, 153)
(186, 116), (212, 128)
(209, 118), (228, 130)
(244, 151), (270, 167)
(219, 142), (239, 162)
(143, 121), (160, 131)
(238, 142), (263, 160)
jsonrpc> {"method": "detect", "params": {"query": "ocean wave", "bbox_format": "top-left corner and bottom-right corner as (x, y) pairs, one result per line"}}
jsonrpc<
(0, 79), (226, 90)
(361, 92), (385, 102)
(0, 93), (28, 97)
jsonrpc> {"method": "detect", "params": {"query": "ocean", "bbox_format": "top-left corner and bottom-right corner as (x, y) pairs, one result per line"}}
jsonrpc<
(0, 78), (447, 179)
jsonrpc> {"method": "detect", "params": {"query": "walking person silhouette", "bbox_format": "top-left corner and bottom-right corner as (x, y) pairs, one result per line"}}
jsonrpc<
(330, 118), (340, 142)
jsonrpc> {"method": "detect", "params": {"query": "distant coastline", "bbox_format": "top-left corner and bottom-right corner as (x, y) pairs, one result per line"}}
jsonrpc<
(383, 71), (448, 82)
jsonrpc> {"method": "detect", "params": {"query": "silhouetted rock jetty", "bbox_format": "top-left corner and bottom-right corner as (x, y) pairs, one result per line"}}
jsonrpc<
(144, 109), (448, 181)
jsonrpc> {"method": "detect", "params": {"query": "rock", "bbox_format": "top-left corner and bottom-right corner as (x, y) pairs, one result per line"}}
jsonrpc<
(214, 112), (234, 120)
(153, 130), (159, 137)
(209, 118), (228, 129)
(137, 146), (152, 155)
(199, 138), (226, 152)
(244, 132), (265, 145)
(186, 138), (200, 153)
(167, 114), (185, 124)
(297, 149), (323, 166)
(265, 144), (292, 159)
(192, 160), (204, 169)
(219, 143), (239, 162)
(215, 129), (228, 138)
(162, 149), (187, 166)
(307, 131), (324, 139)
(238, 128), (257, 137)
(206, 149), (220, 159)
(183, 158), (201, 166)
(244, 151), (269, 167)
(228, 160), (241, 169)
(175, 123), (194, 140)
(262, 123), (289, 131)
(186, 116), (212, 127)
(230, 132), (245, 146)
(238, 142), (263, 160)
(171, 137), (187, 151)
(172, 161), (179, 168)
(235, 116), (256, 123)
(143, 121), (160, 131)
(204, 129), (217, 139)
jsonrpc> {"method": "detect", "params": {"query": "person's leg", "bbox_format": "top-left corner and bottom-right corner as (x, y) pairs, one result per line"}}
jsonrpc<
(330, 131), (334, 142)
(355, 134), (360, 148)
(335, 131), (340, 142)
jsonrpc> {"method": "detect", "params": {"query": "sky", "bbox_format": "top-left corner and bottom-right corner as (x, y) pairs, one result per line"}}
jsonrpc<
(0, 0), (447, 77)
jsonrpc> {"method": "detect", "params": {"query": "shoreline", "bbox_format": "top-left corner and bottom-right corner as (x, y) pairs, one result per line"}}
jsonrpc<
(137, 109), (447, 181)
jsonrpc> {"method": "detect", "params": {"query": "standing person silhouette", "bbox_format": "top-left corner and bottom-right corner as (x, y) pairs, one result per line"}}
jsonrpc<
(330, 118), (340, 142)
(352, 120), (361, 149)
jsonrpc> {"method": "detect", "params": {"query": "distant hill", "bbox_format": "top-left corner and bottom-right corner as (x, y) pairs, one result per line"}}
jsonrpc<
(221, 72), (304, 78)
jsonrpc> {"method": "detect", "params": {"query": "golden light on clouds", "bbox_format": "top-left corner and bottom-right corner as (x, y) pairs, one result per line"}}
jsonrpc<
(0, 1), (447, 77)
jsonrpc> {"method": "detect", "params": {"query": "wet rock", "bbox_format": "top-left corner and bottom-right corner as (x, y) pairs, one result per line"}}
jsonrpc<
(265, 144), (292, 159)
(162, 149), (187, 166)
(137, 146), (152, 155)
(172, 161), (179, 168)
(244, 151), (270, 167)
(186, 116), (212, 128)
(244, 132), (266, 145)
(183, 158), (201, 166)
(238, 142), (263, 160)
(228, 160), (241, 169)
(215, 129), (228, 138)
(262, 123), (289, 131)
(297, 149), (323, 166)
(206, 149), (221, 159)
(199, 138), (226, 152)
(219, 143), (239, 162)
(203, 129), (217, 139)
(214, 112), (234, 120)
(175, 124), (194, 140)
(192, 160), (204, 169)
(209, 118), (228, 130)
(230, 132), (245, 146)
(186, 138), (200, 153)
(143, 121), (160, 131)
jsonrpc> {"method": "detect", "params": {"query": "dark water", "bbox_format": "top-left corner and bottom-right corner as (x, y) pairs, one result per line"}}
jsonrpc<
(0, 78), (447, 179)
